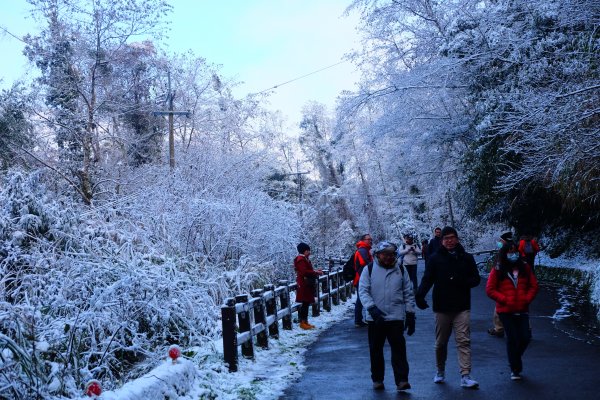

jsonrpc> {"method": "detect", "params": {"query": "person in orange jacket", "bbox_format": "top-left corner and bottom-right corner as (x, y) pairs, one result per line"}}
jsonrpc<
(294, 242), (323, 330)
(354, 233), (373, 327)
(518, 235), (540, 272)
(486, 241), (539, 380)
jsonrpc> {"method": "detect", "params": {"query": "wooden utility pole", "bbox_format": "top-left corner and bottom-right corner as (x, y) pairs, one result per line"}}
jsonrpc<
(153, 71), (190, 169)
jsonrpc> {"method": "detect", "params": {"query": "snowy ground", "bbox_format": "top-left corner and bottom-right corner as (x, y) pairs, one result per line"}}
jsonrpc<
(537, 251), (600, 312)
(537, 251), (600, 272)
(83, 301), (354, 400)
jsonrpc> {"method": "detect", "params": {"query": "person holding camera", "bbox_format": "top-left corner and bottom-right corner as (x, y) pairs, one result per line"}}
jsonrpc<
(399, 234), (422, 295)
(359, 241), (416, 393)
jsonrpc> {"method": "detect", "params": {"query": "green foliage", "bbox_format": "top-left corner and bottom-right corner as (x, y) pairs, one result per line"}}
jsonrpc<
(0, 87), (33, 170)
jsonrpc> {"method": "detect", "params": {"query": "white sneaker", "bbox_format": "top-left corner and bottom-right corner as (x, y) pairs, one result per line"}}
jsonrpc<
(433, 371), (445, 384)
(461, 374), (479, 388)
(511, 372), (522, 380)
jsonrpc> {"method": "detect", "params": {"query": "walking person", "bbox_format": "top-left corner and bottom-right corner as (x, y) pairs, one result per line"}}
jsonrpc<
(518, 234), (540, 273)
(421, 239), (429, 263)
(486, 240), (539, 380)
(359, 241), (416, 392)
(399, 234), (421, 295)
(488, 231), (514, 338)
(416, 226), (481, 389)
(353, 234), (373, 327)
(294, 242), (323, 330)
(427, 227), (442, 259)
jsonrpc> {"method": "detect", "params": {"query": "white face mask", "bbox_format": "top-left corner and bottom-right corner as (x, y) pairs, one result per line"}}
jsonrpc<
(507, 253), (519, 262)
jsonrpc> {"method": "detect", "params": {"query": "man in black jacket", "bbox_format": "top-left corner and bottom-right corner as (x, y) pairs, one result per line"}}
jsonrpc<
(426, 227), (442, 259)
(416, 226), (481, 389)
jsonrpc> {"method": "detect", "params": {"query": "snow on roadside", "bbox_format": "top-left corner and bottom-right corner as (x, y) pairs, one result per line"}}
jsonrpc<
(537, 252), (600, 318)
(81, 300), (354, 400)
(537, 252), (600, 272)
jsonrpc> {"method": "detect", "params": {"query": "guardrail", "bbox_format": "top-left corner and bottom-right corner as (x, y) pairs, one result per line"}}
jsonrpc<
(221, 260), (353, 372)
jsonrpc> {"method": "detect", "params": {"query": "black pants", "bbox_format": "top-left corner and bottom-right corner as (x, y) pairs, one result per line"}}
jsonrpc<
(405, 264), (418, 294)
(498, 313), (531, 373)
(355, 288), (364, 325)
(299, 302), (310, 321)
(368, 320), (409, 384)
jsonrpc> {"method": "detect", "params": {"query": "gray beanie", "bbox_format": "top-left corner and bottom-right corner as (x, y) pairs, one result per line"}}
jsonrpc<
(374, 241), (398, 254)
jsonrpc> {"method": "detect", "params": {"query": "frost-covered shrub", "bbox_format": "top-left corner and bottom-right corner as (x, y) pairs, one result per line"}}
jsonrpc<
(0, 158), (302, 398)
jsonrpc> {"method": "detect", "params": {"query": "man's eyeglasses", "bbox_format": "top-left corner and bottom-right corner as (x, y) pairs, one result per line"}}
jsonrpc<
(442, 235), (457, 241)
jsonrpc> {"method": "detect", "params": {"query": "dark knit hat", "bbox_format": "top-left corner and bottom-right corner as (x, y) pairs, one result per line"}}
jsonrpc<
(441, 226), (458, 238)
(297, 242), (310, 254)
(500, 232), (513, 241)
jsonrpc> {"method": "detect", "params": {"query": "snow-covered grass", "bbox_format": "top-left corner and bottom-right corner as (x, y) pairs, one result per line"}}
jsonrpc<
(83, 301), (353, 400)
(536, 251), (600, 320)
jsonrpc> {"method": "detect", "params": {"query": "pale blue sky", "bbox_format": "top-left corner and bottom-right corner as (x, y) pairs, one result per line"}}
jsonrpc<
(0, 0), (361, 123)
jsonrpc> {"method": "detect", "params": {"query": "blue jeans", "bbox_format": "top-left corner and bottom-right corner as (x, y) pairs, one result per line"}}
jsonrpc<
(355, 288), (364, 324)
(498, 313), (531, 373)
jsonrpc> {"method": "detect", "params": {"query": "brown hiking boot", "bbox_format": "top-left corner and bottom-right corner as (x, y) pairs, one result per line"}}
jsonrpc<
(299, 321), (314, 330)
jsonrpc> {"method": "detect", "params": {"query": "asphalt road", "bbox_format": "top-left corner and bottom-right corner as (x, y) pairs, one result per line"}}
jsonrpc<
(281, 260), (600, 400)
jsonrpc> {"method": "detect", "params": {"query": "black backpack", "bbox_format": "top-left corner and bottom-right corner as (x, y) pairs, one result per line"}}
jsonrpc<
(342, 253), (356, 282)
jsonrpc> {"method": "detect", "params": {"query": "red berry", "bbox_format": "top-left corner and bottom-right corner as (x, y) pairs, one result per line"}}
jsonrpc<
(85, 380), (102, 396)
(168, 345), (181, 361)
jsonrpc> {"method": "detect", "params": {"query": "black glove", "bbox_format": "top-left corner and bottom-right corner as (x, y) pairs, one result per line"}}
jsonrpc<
(416, 297), (429, 310)
(405, 312), (416, 336)
(368, 306), (386, 324)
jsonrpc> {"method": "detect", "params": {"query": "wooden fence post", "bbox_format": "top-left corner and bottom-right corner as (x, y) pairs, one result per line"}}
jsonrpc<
(279, 280), (292, 330)
(251, 289), (269, 349)
(264, 284), (279, 339)
(331, 269), (340, 306)
(236, 294), (254, 360)
(221, 297), (238, 372)
(312, 275), (321, 317)
(322, 269), (331, 312)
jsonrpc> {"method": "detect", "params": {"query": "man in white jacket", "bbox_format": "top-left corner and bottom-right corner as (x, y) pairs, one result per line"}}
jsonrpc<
(359, 241), (416, 393)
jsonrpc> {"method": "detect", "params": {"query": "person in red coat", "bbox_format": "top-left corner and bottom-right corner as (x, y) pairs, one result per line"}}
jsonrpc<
(294, 242), (323, 330)
(486, 241), (539, 380)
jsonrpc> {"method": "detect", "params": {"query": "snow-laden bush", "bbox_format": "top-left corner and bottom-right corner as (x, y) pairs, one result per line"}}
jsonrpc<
(0, 159), (301, 399)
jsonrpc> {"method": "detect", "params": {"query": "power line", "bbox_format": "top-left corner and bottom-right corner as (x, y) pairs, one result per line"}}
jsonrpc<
(251, 60), (349, 96)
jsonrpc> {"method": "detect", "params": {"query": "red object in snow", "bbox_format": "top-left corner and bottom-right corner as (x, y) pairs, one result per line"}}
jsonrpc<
(168, 344), (181, 363)
(85, 380), (102, 397)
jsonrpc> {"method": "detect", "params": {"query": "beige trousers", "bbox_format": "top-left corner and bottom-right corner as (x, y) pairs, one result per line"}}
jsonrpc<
(493, 306), (504, 332)
(435, 310), (472, 376)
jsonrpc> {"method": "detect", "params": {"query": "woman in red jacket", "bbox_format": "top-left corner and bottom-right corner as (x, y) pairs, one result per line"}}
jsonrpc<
(486, 241), (539, 381)
(294, 243), (323, 330)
